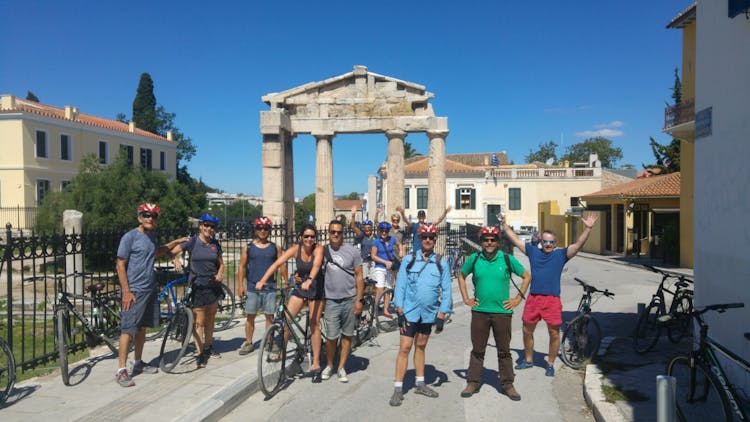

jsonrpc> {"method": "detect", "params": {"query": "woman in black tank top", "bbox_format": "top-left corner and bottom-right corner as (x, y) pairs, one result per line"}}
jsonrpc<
(256, 224), (325, 379)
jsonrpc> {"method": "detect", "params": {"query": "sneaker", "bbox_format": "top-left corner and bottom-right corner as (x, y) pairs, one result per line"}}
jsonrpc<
(460, 382), (480, 398)
(196, 353), (207, 369)
(131, 361), (158, 375)
(502, 384), (521, 401)
(239, 341), (255, 356)
(514, 360), (533, 370)
(545, 365), (555, 377)
(320, 366), (333, 380)
(414, 384), (439, 398)
(389, 390), (404, 407)
(205, 345), (221, 358)
(337, 367), (348, 383)
(311, 369), (323, 383)
(116, 369), (135, 387)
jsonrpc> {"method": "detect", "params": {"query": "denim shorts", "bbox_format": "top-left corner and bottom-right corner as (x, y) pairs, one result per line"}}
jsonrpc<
(121, 290), (159, 335)
(323, 297), (356, 339)
(245, 290), (277, 315)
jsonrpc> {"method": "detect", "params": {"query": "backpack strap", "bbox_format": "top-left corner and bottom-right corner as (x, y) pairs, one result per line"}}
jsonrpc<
(405, 250), (443, 277)
(502, 251), (526, 300)
(323, 244), (355, 277)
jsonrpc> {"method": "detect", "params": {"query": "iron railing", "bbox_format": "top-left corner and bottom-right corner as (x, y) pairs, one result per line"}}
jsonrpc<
(0, 206), (39, 230)
(664, 99), (695, 130)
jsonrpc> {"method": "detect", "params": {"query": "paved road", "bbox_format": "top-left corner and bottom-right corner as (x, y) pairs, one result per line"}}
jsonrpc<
(225, 253), (662, 422)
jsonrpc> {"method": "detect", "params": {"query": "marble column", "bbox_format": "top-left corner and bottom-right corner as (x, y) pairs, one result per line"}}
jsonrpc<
(385, 130), (406, 217)
(427, 130), (448, 225)
(261, 111), (293, 225)
(315, 134), (334, 225)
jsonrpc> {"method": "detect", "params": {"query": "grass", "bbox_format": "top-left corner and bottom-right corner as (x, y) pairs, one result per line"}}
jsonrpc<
(601, 384), (650, 403)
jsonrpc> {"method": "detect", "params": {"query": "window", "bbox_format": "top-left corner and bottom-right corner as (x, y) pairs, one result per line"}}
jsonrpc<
(417, 187), (428, 209)
(120, 145), (134, 166)
(509, 188), (521, 210)
(35, 130), (48, 158)
(140, 147), (153, 170)
(455, 187), (476, 210)
(36, 179), (50, 204)
(61, 180), (71, 191)
(159, 151), (166, 171)
(98, 141), (109, 164)
(404, 187), (410, 209)
(60, 134), (72, 160)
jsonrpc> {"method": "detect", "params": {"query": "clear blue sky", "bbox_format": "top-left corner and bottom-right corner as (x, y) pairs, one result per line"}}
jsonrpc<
(1, 0), (692, 197)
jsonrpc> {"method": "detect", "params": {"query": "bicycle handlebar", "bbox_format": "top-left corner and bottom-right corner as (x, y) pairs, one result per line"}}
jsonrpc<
(643, 264), (694, 284)
(574, 277), (615, 298)
(660, 302), (744, 324)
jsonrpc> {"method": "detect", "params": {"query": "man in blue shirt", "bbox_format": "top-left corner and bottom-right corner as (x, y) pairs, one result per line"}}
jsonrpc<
(389, 224), (452, 406)
(502, 212), (598, 377)
(397, 205), (451, 254)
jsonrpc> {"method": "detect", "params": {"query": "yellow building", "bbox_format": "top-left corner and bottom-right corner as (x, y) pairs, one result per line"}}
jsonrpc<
(0, 94), (177, 227)
(664, 4), (696, 268)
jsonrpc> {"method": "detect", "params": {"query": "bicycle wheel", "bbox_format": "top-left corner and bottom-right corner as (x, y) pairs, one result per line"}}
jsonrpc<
(0, 336), (15, 405)
(667, 355), (731, 422)
(56, 308), (71, 386)
(159, 306), (194, 373)
(560, 315), (601, 369)
(147, 290), (176, 340)
(214, 283), (236, 331)
(667, 293), (693, 343)
(354, 296), (376, 347)
(376, 290), (397, 332)
(258, 323), (286, 398)
(633, 301), (662, 354)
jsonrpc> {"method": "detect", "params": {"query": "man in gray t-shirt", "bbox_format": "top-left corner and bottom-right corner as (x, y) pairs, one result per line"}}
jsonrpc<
(320, 220), (364, 383)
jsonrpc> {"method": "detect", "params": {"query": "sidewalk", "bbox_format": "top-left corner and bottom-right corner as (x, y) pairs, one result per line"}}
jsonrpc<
(3, 319), (259, 422)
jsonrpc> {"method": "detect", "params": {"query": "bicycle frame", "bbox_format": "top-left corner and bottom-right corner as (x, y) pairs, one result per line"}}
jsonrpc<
(273, 288), (310, 351)
(156, 275), (188, 318)
(56, 287), (120, 348)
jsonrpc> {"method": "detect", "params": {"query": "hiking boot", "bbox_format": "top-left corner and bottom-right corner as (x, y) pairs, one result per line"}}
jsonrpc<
(389, 390), (404, 406)
(116, 369), (135, 387)
(514, 360), (533, 370)
(131, 361), (158, 375)
(414, 384), (439, 398)
(503, 384), (521, 401)
(320, 366), (333, 380)
(239, 341), (255, 355)
(460, 382), (480, 398)
(337, 367), (348, 383)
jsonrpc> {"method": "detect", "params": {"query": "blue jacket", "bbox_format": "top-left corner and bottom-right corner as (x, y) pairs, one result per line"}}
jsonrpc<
(394, 251), (452, 323)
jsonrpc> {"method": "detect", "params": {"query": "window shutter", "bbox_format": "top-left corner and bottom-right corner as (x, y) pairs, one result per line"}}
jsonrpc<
(470, 189), (476, 209)
(455, 189), (460, 209)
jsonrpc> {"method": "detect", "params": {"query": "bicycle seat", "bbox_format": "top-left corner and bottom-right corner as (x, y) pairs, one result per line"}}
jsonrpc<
(85, 283), (107, 294)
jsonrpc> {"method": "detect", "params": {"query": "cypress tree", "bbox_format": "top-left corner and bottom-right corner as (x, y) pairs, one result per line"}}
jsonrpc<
(132, 73), (157, 133)
(26, 91), (40, 102)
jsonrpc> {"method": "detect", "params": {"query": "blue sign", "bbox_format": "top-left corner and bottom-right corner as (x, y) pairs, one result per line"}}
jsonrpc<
(695, 107), (712, 139)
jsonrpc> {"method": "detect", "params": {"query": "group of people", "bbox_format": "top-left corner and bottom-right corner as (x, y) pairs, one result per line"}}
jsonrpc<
(115, 201), (598, 409)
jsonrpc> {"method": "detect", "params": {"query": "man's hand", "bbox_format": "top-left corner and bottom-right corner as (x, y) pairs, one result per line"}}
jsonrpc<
(435, 311), (447, 333)
(503, 296), (523, 310)
(395, 205), (403, 212)
(255, 281), (265, 290)
(301, 279), (312, 291)
(354, 299), (363, 315)
(238, 285), (246, 298)
(122, 290), (136, 311)
(581, 211), (599, 229)
(463, 297), (478, 308)
(398, 313), (408, 334)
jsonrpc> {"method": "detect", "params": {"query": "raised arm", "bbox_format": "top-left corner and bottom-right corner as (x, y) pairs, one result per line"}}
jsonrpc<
(157, 236), (189, 258)
(501, 222), (527, 254)
(396, 205), (409, 225)
(433, 205), (452, 226)
(350, 206), (362, 236)
(567, 211), (599, 259)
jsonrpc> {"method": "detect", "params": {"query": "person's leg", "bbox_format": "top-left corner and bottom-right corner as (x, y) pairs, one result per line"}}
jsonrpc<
(547, 324), (561, 367)
(383, 272), (394, 317)
(521, 322), (537, 364)
(245, 314), (257, 343)
(543, 296), (563, 369)
(118, 333), (133, 369)
(203, 302), (218, 350)
(493, 313), (520, 400)
(309, 299), (324, 371)
(467, 312), (490, 385)
(413, 332), (430, 379)
(285, 295), (305, 345)
(324, 299), (339, 371)
(193, 307), (206, 354)
(133, 327), (147, 360)
(394, 334), (414, 382)
(337, 298), (356, 374)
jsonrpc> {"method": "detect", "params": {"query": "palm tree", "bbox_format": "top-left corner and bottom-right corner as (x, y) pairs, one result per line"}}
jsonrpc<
(404, 141), (421, 159)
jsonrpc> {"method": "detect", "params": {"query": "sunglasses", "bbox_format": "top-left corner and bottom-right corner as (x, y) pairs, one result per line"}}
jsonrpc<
(391, 220), (400, 223)
(481, 237), (498, 243)
(255, 226), (271, 231)
(202, 222), (217, 229)
(329, 230), (343, 235)
(542, 239), (555, 245)
(302, 234), (316, 239)
(140, 213), (158, 220)
(420, 235), (436, 241)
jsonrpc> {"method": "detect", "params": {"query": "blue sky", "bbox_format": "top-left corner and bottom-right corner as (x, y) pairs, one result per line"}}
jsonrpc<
(1, 1), (692, 197)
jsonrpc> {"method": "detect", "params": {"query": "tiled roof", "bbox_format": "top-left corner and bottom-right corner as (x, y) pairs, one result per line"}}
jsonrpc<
(667, 2), (696, 29)
(582, 172), (680, 199)
(446, 152), (509, 167)
(1, 96), (172, 142)
(404, 157), (481, 175)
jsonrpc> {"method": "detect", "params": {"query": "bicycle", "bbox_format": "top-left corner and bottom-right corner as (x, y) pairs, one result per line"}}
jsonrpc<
(54, 272), (122, 386)
(560, 277), (615, 369)
(445, 240), (464, 279)
(1, 335), (15, 405)
(664, 302), (748, 421)
(633, 265), (694, 354)
(158, 284), (195, 373)
(258, 285), (314, 398)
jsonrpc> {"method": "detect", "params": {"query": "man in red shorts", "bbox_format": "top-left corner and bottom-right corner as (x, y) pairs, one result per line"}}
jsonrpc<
(502, 212), (598, 376)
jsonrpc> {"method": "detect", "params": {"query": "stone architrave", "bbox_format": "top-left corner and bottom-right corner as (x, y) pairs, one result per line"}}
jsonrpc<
(315, 134), (334, 224)
(260, 66), (449, 228)
(427, 130), (448, 224)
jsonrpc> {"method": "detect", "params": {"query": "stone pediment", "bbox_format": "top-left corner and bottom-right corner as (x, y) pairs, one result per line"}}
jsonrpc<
(262, 65), (436, 119)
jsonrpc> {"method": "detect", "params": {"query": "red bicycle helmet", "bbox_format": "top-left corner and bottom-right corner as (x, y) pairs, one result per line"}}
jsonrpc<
(418, 223), (437, 234)
(137, 203), (160, 215)
(479, 226), (500, 239)
(254, 216), (273, 227)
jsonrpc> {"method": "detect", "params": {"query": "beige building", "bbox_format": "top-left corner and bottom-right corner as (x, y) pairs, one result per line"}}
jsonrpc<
(0, 95), (177, 226)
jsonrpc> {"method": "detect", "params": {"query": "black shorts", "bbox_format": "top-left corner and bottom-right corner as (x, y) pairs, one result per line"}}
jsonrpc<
(401, 320), (433, 338)
(293, 277), (325, 301)
(192, 284), (223, 308)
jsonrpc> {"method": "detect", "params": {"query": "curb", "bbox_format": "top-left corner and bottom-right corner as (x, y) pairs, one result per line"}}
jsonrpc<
(178, 372), (259, 422)
(583, 365), (626, 422)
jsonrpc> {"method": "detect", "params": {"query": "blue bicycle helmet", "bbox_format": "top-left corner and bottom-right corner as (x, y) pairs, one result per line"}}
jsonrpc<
(361, 219), (373, 227)
(377, 221), (392, 231)
(199, 213), (220, 225)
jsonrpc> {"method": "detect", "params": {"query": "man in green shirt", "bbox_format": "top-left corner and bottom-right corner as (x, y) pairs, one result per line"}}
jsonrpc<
(457, 226), (531, 400)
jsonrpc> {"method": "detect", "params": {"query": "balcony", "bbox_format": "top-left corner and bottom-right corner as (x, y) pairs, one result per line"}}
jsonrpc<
(664, 99), (695, 137)
(484, 167), (600, 180)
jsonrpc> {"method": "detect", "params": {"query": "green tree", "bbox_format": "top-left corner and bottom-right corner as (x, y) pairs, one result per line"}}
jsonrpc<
(671, 67), (682, 106)
(26, 91), (40, 102)
(404, 141), (421, 159)
(644, 137), (680, 173)
(345, 192), (360, 200)
(36, 155), (205, 232)
(132, 73), (158, 133)
(115, 112), (128, 123)
(561, 137), (623, 168)
(524, 140), (558, 164)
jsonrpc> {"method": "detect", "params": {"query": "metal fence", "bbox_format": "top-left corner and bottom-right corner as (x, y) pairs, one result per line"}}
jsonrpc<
(0, 206), (39, 230)
(1, 220), (467, 374)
